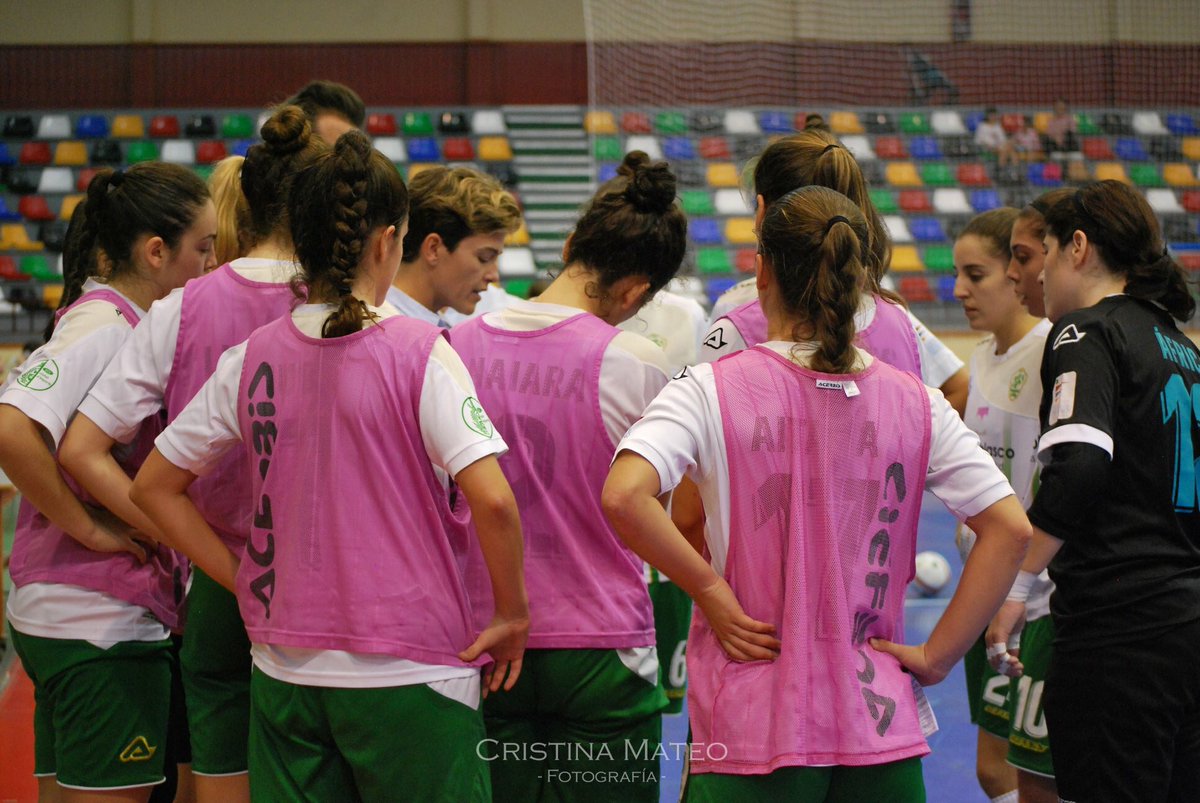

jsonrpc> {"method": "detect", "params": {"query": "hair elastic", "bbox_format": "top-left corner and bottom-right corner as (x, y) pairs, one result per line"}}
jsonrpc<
(821, 143), (841, 155)
(824, 215), (850, 235)
(108, 168), (126, 189)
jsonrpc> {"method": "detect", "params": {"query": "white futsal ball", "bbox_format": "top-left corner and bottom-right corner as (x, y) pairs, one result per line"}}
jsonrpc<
(913, 551), (952, 596)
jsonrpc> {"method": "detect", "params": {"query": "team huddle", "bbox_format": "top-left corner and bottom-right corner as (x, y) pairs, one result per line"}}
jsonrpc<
(2, 81), (1198, 803)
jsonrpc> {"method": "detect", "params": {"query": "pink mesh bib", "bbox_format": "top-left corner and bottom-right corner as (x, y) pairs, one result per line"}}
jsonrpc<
(690, 345), (932, 773)
(452, 313), (655, 649)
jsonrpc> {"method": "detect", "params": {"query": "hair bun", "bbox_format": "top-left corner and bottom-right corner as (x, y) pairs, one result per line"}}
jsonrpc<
(261, 105), (312, 156)
(618, 151), (676, 214)
(333, 129), (373, 166)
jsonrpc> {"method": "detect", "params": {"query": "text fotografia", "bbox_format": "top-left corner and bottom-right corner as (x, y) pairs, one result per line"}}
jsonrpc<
(476, 740), (728, 762)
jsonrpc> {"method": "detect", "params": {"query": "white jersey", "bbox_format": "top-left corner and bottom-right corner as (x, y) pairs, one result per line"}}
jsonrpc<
(959, 319), (1054, 618)
(706, 277), (756, 327)
(1, 279), (169, 647)
(617, 289), (708, 374)
(157, 302), (508, 702)
(617, 342), (1015, 578)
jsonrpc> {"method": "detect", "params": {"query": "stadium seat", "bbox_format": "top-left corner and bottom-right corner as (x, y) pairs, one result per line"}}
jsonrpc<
(886, 163), (922, 187)
(969, 189), (1002, 212)
(706, 163), (739, 188)
(1129, 164), (1162, 187)
(1033, 112), (1052, 134)
(442, 138), (474, 161)
(162, 140), (195, 165)
(963, 110), (984, 134)
(4, 116), (34, 138)
(1164, 164), (1200, 187)
(863, 112), (895, 134)
(407, 163), (439, 181)
(920, 163), (955, 187)
(196, 140), (227, 164)
(732, 137), (765, 163)
(908, 136), (942, 160)
(676, 163), (707, 187)
(625, 135), (663, 161)
(34, 220), (63, 252)
(60, 194), (85, 220)
(110, 115), (144, 138)
(662, 137), (695, 161)
(584, 111), (617, 134)
(366, 114), (397, 136)
(1149, 136), (1181, 161)
(0, 255), (25, 280)
(217, 114), (252, 139)
(898, 113), (931, 135)
(438, 112), (470, 134)
(1082, 137), (1115, 160)
(758, 111), (792, 134)
(406, 138), (442, 162)
(697, 248), (732, 274)
(930, 111), (966, 136)
(126, 141), (159, 164)
(505, 223), (530, 247)
(36, 114), (71, 139)
(0, 197), (21, 223)
(472, 110), (507, 135)
(593, 137), (622, 161)
(75, 114), (109, 139)
(681, 190), (714, 216)
(936, 275), (958, 302)
(621, 112), (652, 134)
(1146, 189), (1184, 215)
(6, 170), (38, 195)
(874, 136), (907, 160)
(0, 143), (14, 165)
(884, 215), (912, 243)
(690, 219), (722, 245)
(957, 163), (990, 187)
(19, 142), (51, 165)
(17, 196), (54, 222)
(829, 111), (864, 135)
(185, 115), (216, 137)
(933, 188), (972, 215)
(1100, 113), (1131, 135)
(704, 278), (738, 305)
(1, 224), (42, 250)
(498, 247), (536, 279)
(723, 110), (759, 135)
(924, 245), (954, 273)
(480, 136), (513, 160)
(899, 276), (935, 301)
(74, 168), (98, 192)
(890, 246), (924, 272)
(1181, 138), (1200, 161)
(725, 218), (756, 245)
(1132, 112), (1169, 136)
(149, 115), (180, 138)
(698, 136), (731, 159)
(840, 135), (876, 161)
(1166, 114), (1199, 136)
(371, 138), (405, 163)
(1076, 113), (1101, 135)
(869, 188), (897, 214)
(1000, 113), (1024, 134)
(910, 217), (947, 242)
(399, 112), (433, 136)
(655, 112), (688, 135)
(714, 188), (750, 215)
(1028, 162), (1063, 187)
(37, 168), (73, 194)
(690, 111), (723, 133)
(1114, 137), (1149, 161)
(53, 141), (88, 166)
(898, 190), (932, 213)
(597, 163), (618, 183)
(733, 249), (755, 273)
(21, 254), (58, 281)
(1093, 162), (1130, 183)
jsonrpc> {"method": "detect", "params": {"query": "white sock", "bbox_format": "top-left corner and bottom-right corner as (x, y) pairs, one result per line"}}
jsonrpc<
(990, 792), (1019, 803)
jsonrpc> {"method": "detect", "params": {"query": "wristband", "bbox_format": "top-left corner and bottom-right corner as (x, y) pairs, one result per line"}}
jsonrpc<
(1006, 570), (1037, 603)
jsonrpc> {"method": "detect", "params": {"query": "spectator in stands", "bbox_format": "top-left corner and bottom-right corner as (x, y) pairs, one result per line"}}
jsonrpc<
(1012, 115), (1044, 162)
(283, 79), (366, 144)
(906, 47), (960, 105)
(975, 108), (1016, 167)
(1043, 99), (1079, 154)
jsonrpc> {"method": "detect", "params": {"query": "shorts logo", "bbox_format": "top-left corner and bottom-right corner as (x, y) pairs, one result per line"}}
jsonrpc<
(462, 397), (494, 438)
(1052, 324), (1087, 350)
(703, 327), (727, 350)
(1009, 367), (1028, 401)
(118, 736), (156, 763)
(17, 359), (59, 391)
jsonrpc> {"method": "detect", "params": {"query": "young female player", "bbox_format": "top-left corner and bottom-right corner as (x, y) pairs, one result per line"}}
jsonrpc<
(699, 130), (969, 415)
(1006, 189), (1073, 319)
(57, 105), (326, 803)
(207, 155), (249, 266)
(605, 185), (1031, 802)
(988, 180), (1200, 802)
(129, 131), (528, 803)
(387, 166), (521, 326)
(451, 150), (686, 802)
(0, 163), (215, 803)
(953, 208), (1055, 803)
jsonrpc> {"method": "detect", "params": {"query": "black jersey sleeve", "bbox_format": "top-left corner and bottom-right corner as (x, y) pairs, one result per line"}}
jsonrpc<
(1037, 312), (1119, 459)
(1028, 442), (1112, 541)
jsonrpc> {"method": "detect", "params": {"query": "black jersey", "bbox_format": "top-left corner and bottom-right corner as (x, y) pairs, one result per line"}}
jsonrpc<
(1029, 295), (1200, 649)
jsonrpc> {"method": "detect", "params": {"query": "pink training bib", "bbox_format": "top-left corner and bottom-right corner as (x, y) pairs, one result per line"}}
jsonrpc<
(164, 264), (297, 553)
(689, 346), (931, 774)
(234, 314), (483, 666)
(724, 296), (921, 376)
(452, 312), (655, 649)
(11, 288), (186, 628)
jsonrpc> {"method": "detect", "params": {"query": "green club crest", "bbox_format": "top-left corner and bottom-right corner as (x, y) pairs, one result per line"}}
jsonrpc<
(18, 359), (59, 391)
(462, 397), (494, 437)
(1008, 367), (1028, 401)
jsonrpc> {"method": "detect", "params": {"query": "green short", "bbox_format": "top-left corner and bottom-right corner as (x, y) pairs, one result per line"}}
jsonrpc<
(179, 567), (251, 776)
(684, 757), (925, 802)
(963, 634), (1011, 739)
(248, 668), (490, 802)
(11, 628), (171, 790)
(648, 578), (691, 715)
(1006, 615), (1055, 778)
(482, 647), (668, 802)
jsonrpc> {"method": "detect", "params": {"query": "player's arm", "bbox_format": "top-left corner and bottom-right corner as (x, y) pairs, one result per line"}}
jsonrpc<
(938, 367), (969, 418)
(670, 475), (706, 554)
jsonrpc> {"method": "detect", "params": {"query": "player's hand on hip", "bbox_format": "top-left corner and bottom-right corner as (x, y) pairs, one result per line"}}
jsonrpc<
(77, 505), (150, 563)
(459, 613), (530, 697)
(868, 640), (950, 686)
(695, 577), (781, 662)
